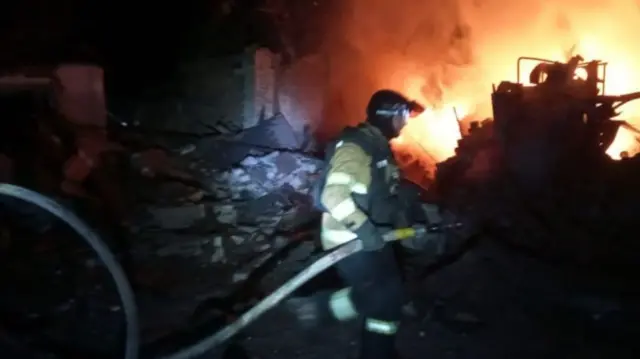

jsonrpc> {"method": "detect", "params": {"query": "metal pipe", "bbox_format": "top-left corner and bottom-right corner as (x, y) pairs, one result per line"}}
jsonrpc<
(517, 56), (556, 84)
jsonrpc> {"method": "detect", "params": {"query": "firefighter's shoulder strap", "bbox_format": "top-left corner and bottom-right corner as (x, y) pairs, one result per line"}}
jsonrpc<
(334, 124), (389, 163)
(310, 125), (384, 212)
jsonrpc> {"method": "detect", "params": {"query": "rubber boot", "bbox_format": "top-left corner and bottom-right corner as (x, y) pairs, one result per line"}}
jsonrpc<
(284, 291), (334, 329)
(358, 326), (401, 359)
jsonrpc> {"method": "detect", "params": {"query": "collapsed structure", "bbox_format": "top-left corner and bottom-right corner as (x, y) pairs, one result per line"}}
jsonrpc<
(3, 51), (640, 357)
(436, 55), (640, 268)
(0, 50), (326, 352)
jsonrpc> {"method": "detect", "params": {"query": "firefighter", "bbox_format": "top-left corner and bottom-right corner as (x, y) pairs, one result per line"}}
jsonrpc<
(287, 89), (425, 359)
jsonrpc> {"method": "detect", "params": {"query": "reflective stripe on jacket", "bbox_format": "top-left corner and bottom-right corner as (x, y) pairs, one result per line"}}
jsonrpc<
(320, 124), (400, 249)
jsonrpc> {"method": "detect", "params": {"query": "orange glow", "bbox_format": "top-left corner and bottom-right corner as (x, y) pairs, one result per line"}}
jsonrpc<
(391, 41), (640, 165)
(394, 75), (465, 161)
(346, 0), (640, 169)
(385, 63), (468, 176)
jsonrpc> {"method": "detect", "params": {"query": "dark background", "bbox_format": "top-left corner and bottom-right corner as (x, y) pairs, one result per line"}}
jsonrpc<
(0, 0), (332, 96)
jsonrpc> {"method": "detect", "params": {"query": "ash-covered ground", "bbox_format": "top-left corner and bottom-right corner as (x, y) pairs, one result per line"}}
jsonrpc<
(1, 195), (639, 359)
(2, 62), (640, 359)
(242, 240), (640, 359)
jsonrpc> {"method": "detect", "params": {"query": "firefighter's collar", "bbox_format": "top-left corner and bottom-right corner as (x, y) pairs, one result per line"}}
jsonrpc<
(376, 159), (388, 168)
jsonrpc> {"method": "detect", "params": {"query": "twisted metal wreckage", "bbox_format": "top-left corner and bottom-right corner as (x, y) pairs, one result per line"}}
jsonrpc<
(2, 55), (640, 359)
(437, 55), (640, 265)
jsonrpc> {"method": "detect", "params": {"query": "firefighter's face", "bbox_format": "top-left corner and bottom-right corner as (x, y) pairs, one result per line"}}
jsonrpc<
(391, 100), (425, 137)
(391, 109), (410, 135)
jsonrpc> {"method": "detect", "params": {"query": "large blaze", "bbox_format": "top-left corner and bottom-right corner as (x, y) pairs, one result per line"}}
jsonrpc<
(337, 0), (640, 179)
(392, 39), (640, 164)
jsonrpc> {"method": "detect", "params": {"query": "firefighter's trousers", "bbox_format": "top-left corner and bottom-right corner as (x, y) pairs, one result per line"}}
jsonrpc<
(330, 244), (406, 358)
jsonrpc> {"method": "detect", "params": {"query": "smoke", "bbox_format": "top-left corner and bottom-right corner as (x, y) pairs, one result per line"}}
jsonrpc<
(320, 0), (640, 133)
(322, 0), (475, 128)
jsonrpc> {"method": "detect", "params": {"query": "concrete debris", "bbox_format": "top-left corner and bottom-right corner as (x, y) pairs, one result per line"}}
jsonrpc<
(131, 148), (194, 181)
(208, 229), (276, 265)
(146, 204), (207, 230)
(211, 236), (226, 264)
(128, 109), (323, 267)
(132, 233), (213, 261)
(233, 113), (301, 151)
(133, 145), (322, 263)
(277, 206), (316, 232)
(186, 113), (312, 170)
(136, 206), (315, 266)
(209, 151), (322, 200)
(244, 190), (289, 214)
(155, 240), (207, 258)
(232, 272), (250, 283)
(136, 181), (205, 205)
(177, 143), (196, 156)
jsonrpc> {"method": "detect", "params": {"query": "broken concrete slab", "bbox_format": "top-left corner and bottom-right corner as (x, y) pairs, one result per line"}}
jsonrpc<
(208, 151), (323, 200)
(145, 204), (207, 230)
(211, 203), (238, 225)
(209, 229), (275, 265)
(188, 113), (315, 170)
(233, 113), (302, 151)
(242, 191), (290, 216)
(277, 207), (317, 232)
(130, 232), (217, 266)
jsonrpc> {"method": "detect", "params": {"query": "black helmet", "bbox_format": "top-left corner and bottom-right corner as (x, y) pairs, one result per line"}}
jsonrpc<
(366, 89), (425, 139)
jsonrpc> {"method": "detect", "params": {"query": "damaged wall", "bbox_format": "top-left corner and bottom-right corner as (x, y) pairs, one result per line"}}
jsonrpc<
(130, 45), (323, 136)
(125, 46), (323, 266)
(131, 144), (322, 266)
(132, 47), (280, 134)
(278, 54), (328, 135)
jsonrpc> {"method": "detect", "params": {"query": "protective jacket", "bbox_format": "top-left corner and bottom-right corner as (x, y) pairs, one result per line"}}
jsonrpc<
(316, 123), (402, 250)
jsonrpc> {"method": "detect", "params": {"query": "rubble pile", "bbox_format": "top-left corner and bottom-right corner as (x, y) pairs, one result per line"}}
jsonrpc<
(433, 56), (640, 272)
(131, 113), (323, 269)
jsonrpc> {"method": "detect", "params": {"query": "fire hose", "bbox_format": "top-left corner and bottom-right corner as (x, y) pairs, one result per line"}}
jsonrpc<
(158, 225), (432, 359)
(0, 183), (447, 359)
(0, 183), (139, 359)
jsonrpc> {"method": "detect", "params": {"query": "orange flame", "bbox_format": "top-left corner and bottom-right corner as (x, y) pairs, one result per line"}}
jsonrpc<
(393, 75), (464, 161)
(358, 1), (640, 170)
(392, 40), (640, 167)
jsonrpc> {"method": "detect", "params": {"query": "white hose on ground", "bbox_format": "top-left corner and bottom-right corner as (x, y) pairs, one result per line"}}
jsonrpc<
(0, 183), (139, 359)
(0, 183), (428, 359)
(157, 227), (423, 359)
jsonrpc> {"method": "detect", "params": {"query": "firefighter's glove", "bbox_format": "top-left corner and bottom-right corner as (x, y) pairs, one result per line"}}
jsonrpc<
(354, 221), (386, 251)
